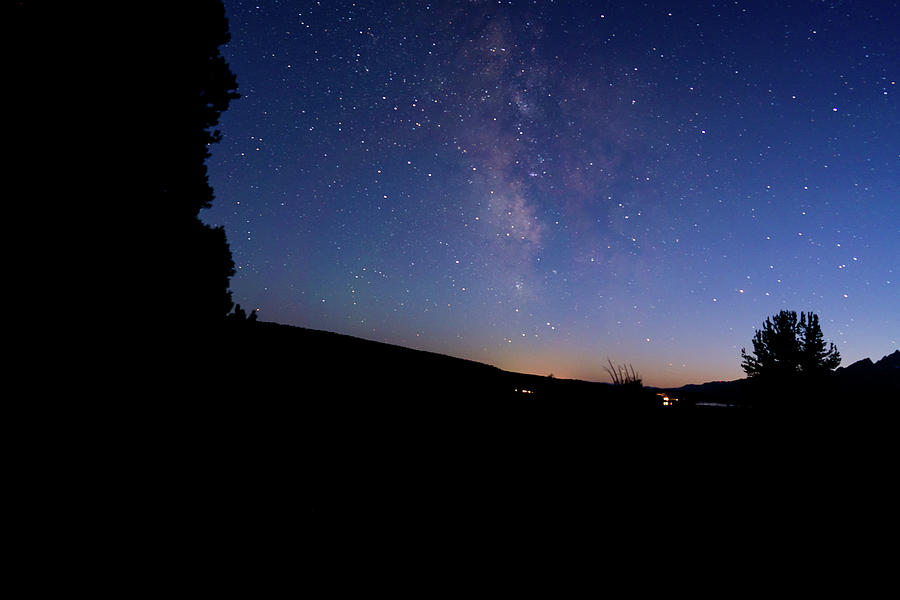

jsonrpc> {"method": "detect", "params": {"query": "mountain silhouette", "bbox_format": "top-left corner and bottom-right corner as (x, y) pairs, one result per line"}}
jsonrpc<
(835, 349), (899, 376)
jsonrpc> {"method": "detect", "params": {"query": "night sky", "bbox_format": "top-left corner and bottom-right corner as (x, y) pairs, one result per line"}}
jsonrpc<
(205, 1), (898, 387)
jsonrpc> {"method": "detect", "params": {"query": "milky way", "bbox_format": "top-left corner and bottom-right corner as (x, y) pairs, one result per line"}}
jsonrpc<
(206, 1), (898, 386)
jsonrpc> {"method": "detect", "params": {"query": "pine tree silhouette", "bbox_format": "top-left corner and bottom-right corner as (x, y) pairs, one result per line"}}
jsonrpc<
(798, 312), (841, 375)
(741, 310), (840, 379)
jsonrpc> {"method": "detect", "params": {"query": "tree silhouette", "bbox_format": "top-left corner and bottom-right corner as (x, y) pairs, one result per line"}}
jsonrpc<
(740, 310), (840, 379)
(136, 1), (241, 330)
(798, 312), (841, 375)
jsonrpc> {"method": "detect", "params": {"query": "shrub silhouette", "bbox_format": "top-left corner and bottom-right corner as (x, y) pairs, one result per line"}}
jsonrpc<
(227, 303), (258, 323)
(604, 359), (642, 387)
(740, 310), (840, 380)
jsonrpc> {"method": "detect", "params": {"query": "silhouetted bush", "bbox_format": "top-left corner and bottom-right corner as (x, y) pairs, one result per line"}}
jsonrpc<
(604, 359), (642, 387)
(226, 303), (258, 323)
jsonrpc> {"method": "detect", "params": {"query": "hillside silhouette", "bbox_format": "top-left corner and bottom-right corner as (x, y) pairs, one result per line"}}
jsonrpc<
(205, 318), (660, 410)
(202, 318), (897, 412)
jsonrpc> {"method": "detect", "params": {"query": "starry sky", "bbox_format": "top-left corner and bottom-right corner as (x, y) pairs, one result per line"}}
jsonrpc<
(205, 0), (898, 387)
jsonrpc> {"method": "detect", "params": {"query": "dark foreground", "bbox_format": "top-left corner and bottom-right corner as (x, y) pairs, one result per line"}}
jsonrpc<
(77, 318), (894, 590)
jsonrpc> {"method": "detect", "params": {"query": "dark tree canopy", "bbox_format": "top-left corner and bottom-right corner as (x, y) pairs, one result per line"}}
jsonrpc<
(741, 310), (841, 379)
(134, 1), (241, 328)
(797, 312), (842, 375)
(146, 3), (240, 221)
